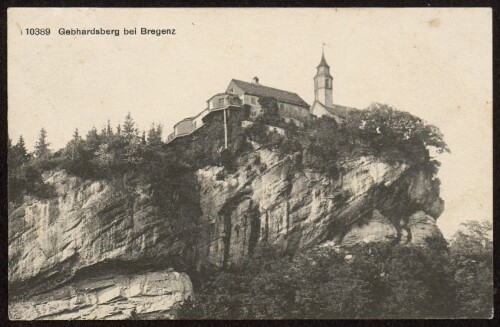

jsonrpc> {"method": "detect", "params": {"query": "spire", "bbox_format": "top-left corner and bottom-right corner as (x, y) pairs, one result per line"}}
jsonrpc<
(317, 43), (329, 68)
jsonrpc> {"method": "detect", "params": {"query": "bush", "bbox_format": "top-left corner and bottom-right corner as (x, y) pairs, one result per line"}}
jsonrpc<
(8, 163), (56, 203)
(347, 103), (449, 164)
(178, 242), (463, 319)
(449, 220), (493, 318)
(8, 103), (450, 209)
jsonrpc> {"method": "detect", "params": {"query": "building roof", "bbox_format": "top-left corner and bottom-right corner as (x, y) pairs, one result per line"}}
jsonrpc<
(174, 117), (195, 128)
(230, 79), (309, 107)
(317, 52), (329, 68)
(206, 92), (240, 102)
(314, 101), (355, 119)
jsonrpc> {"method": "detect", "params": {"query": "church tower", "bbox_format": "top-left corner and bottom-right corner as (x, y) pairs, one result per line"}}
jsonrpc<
(314, 50), (333, 107)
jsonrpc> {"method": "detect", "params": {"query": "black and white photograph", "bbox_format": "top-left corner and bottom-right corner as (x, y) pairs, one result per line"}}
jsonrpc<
(6, 7), (493, 320)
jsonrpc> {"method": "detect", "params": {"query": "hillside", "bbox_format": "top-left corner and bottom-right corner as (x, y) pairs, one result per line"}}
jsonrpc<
(9, 102), (478, 320)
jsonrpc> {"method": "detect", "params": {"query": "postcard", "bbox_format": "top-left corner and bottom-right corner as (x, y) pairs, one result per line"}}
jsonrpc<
(7, 7), (493, 320)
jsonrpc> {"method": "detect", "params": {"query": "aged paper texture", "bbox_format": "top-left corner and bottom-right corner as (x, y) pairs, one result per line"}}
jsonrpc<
(8, 8), (492, 320)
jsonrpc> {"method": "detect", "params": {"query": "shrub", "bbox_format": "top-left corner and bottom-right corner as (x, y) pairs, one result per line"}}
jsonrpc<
(449, 220), (493, 318)
(178, 242), (464, 319)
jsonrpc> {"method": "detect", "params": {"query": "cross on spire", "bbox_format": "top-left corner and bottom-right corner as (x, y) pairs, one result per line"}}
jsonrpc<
(317, 43), (329, 68)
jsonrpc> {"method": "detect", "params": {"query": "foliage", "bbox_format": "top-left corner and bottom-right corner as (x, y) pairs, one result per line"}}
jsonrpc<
(122, 111), (138, 141)
(178, 241), (468, 319)
(245, 100), (449, 178)
(449, 220), (493, 318)
(147, 123), (163, 146)
(8, 135), (54, 203)
(300, 115), (343, 178)
(34, 128), (51, 158)
(7, 113), (153, 202)
(8, 135), (30, 169)
(245, 102), (446, 177)
(8, 101), (449, 200)
(347, 103), (449, 163)
(7, 104), (486, 320)
(257, 96), (281, 126)
(8, 160), (56, 204)
(179, 221), (491, 320)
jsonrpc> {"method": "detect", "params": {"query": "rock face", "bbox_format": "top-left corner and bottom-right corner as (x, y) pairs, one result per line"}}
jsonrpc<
(8, 269), (192, 320)
(407, 211), (444, 247)
(8, 149), (445, 319)
(341, 210), (398, 246)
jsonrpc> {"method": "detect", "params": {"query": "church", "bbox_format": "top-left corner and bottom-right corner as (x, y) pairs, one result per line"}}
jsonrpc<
(310, 51), (355, 123)
(167, 50), (352, 143)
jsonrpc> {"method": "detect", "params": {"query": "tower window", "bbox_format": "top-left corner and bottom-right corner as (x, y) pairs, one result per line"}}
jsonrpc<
(326, 79), (330, 88)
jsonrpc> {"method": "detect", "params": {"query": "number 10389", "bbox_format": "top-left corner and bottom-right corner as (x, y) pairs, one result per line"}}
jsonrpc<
(25, 28), (51, 35)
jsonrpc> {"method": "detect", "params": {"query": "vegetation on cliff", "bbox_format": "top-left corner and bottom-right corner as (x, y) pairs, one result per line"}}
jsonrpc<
(7, 102), (492, 319)
(179, 220), (492, 319)
(8, 100), (448, 205)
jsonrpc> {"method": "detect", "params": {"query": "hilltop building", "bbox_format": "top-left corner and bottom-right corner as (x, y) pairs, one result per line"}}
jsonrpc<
(310, 50), (355, 124)
(225, 78), (310, 127)
(167, 78), (310, 143)
(167, 93), (242, 143)
(167, 50), (353, 144)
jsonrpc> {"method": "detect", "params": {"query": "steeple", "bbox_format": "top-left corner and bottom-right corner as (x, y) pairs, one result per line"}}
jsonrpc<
(317, 47), (329, 68)
(314, 46), (333, 107)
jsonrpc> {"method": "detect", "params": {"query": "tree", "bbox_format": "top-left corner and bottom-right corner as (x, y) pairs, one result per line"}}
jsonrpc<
(449, 220), (493, 318)
(179, 241), (465, 319)
(106, 119), (113, 136)
(155, 123), (163, 141)
(7, 137), (13, 167)
(15, 135), (29, 161)
(122, 112), (137, 140)
(85, 127), (101, 152)
(66, 128), (83, 160)
(34, 128), (50, 158)
(8, 135), (31, 202)
(342, 103), (449, 173)
(72, 128), (81, 142)
(147, 123), (163, 146)
(257, 97), (281, 126)
(302, 116), (342, 177)
(9, 135), (30, 169)
(94, 143), (114, 177)
(99, 126), (107, 138)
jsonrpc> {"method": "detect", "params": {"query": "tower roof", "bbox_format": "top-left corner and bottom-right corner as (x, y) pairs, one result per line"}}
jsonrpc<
(229, 79), (309, 107)
(317, 51), (329, 68)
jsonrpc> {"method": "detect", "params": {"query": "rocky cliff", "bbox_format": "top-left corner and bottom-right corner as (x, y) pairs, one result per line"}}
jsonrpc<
(8, 148), (444, 319)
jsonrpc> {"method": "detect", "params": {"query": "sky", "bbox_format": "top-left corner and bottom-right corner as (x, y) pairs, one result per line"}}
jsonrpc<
(8, 8), (492, 238)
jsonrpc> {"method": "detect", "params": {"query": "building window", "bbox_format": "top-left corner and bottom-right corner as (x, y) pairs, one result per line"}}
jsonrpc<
(250, 97), (256, 105)
(228, 88), (234, 93)
(325, 79), (330, 88)
(279, 103), (285, 110)
(218, 98), (225, 107)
